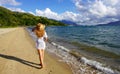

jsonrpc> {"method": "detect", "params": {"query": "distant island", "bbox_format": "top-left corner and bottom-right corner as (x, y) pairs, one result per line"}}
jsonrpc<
(60, 20), (120, 26)
(97, 21), (120, 26)
(0, 6), (67, 27)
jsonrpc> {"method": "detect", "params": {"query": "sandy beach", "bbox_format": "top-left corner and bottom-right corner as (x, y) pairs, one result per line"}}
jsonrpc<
(0, 27), (72, 74)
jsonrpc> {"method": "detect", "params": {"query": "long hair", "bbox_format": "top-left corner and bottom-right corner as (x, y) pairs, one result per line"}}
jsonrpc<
(35, 23), (45, 38)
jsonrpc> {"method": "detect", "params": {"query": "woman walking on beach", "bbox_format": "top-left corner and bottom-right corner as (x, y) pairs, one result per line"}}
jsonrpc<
(32, 23), (48, 68)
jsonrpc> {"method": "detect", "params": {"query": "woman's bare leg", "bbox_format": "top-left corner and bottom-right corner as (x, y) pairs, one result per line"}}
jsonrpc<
(38, 50), (41, 64)
(37, 49), (45, 68)
(41, 50), (45, 67)
(38, 50), (43, 67)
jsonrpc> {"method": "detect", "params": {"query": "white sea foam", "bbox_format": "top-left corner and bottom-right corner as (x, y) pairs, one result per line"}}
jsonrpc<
(81, 57), (115, 74)
(51, 42), (70, 52)
(50, 41), (116, 74)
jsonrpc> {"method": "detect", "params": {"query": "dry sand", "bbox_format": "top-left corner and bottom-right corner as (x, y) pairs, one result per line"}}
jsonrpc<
(0, 27), (72, 74)
(0, 28), (16, 35)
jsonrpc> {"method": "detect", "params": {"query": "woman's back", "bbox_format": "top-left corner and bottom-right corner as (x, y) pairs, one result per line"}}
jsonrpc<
(35, 29), (45, 38)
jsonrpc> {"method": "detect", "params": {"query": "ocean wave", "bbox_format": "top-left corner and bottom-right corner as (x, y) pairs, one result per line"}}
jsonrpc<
(99, 42), (120, 48)
(49, 42), (116, 74)
(51, 42), (70, 52)
(89, 37), (99, 41)
(81, 57), (114, 74)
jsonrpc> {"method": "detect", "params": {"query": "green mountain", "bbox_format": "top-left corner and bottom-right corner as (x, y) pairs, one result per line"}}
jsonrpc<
(0, 6), (67, 27)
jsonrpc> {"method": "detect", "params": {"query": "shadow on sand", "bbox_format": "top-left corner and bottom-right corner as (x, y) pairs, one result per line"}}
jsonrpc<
(0, 53), (41, 69)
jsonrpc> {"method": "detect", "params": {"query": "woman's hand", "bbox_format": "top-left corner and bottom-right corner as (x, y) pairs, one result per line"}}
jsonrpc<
(44, 37), (48, 42)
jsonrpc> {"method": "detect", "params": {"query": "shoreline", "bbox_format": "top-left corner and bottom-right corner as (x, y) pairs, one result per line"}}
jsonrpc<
(47, 37), (120, 72)
(47, 41), (115, 74)
(51, 39), (120, 73)
(0, 27), (72, 74)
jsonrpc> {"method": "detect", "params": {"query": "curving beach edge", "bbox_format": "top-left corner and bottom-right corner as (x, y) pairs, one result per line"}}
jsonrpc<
(0, 27), (72, 74)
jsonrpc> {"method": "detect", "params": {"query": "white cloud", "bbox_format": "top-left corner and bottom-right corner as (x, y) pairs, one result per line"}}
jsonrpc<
(28, 11), (35, 15)
(35, 8), (82, 22)
(61, 11), (80, 21)
(8, 7), (35, 15)
(0, 0), (21, 6)
(36, 8), (62, 20)
(88, 0), (117, 18)
(8, 7), (25, 12)
(34, 0), (120, 25)
(73, 0), (120, 25)
(102, 0), (119, 6)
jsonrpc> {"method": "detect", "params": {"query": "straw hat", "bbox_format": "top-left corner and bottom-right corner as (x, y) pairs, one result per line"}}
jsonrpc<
(37, 23), (45, 30)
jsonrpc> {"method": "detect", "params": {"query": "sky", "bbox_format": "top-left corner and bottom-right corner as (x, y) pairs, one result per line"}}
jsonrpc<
(0, 0), (120, 25)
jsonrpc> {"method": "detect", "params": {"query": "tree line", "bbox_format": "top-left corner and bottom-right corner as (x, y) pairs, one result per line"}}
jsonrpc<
(0, 6), (67, 27)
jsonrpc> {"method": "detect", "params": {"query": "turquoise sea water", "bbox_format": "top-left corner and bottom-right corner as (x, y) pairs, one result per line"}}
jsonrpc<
(45, 25), (120, 72)
(46, 25), (120, 55)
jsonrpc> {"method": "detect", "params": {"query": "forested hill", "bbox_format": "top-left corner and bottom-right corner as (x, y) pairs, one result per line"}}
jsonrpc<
(0, 6), (67, 27)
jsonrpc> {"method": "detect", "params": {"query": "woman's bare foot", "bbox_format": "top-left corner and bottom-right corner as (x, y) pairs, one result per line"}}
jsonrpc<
(39, 63), (44, 68)
(41, 64), (44, 68)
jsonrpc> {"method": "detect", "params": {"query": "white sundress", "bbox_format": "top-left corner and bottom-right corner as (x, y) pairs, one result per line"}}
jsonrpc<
(36, 32), (48, 50)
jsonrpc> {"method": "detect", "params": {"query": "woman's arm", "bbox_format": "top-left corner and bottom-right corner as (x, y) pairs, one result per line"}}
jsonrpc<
(44, 37), (48, 42)
(44, 31), (48, 42)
